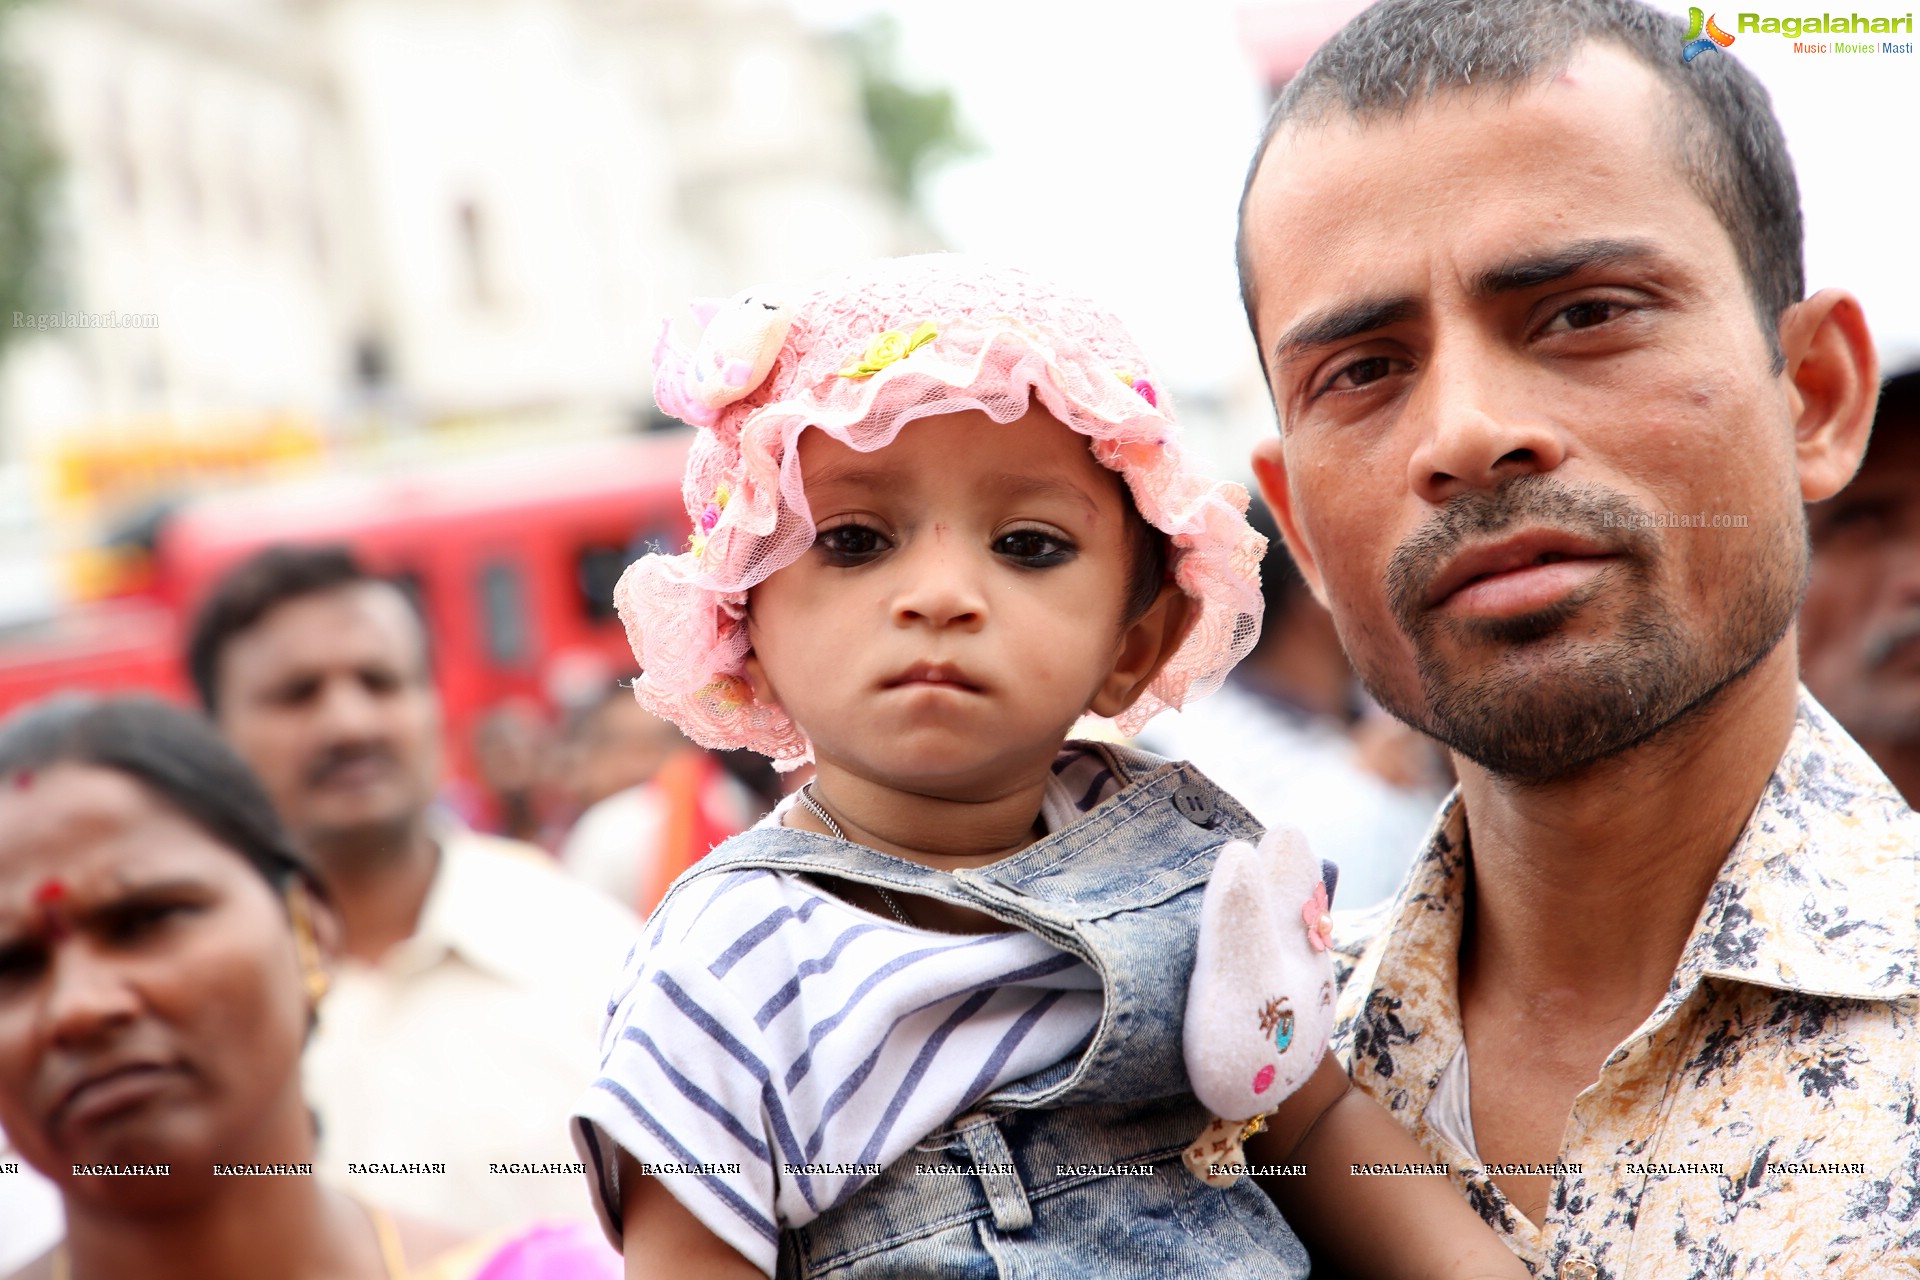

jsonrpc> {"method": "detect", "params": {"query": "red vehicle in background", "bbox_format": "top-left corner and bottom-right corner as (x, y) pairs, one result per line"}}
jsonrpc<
(0, 430), (695, 792)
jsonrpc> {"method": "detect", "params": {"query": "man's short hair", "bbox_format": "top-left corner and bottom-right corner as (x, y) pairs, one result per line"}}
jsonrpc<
(187, 544), (423, 714)
(1236, 0), (1803, 370)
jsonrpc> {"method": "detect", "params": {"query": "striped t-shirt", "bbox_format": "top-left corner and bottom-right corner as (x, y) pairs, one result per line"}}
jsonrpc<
(572, 750), (1120, 1275)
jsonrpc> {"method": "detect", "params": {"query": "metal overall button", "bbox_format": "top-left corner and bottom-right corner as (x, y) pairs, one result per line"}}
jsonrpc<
(1171, 784), (1217, 828)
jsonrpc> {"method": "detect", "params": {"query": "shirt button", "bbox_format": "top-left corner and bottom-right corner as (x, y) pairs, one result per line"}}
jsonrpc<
(1171, 785), (1217, 828)
(1558, 1247), (1598, 1280)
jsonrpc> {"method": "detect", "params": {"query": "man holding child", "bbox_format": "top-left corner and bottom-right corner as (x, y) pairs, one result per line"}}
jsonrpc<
(1235, 1), (1918, 1275)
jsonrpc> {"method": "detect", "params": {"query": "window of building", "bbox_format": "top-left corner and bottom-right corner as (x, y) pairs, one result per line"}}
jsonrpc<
(478, 558), (532, 667)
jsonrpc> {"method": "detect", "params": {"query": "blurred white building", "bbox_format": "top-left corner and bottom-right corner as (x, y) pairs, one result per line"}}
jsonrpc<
(0, 0), (926, 463)
(5, 0), (359, 433)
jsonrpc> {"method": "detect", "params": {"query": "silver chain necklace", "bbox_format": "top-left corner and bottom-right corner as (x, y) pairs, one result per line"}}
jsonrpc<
(797, 784), (916, 928)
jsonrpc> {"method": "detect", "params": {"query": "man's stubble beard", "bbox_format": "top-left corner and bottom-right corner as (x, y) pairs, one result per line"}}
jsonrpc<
(1361, 476), (1808, 784)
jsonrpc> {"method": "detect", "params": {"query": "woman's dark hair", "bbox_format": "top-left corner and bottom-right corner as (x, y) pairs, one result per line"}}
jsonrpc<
(0, 694), (325, 901)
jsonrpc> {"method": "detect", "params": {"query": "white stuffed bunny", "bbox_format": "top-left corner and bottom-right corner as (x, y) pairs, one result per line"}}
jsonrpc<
(1182, 825), (1337, 1186)
(653, 290), (795, 428)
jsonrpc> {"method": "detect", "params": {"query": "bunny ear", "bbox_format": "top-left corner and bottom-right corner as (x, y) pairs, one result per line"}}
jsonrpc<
(1254, 823), (1313, 873)
(652, 319), (714, 427)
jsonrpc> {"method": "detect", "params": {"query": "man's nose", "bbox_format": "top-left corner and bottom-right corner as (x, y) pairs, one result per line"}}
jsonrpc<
(1405, 339), (1569, 505)
(313, 675), (387, 739)
(890, 536), (987, 630)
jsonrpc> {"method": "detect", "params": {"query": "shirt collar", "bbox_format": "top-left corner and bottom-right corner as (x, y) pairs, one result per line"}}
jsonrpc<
(403, 830), (552, 985)
(1678, 689), (1920, 1001)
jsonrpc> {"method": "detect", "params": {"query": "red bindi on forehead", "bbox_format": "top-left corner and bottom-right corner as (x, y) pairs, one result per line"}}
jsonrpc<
(9, 769), (30, 791)
(32, 878), (72, 940)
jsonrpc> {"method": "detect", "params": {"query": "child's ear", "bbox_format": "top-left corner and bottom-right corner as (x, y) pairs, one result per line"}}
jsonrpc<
(741, 650), (778, 707)
(1089, 582), (1194, 718)
(740, 608), (782, 708)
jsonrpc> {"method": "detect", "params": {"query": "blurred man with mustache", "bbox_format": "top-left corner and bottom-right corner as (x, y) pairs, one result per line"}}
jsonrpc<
(189, 545), (637, 1236)
(1237, 0), (1915, 1275)
(1803, 367), (1920, 807)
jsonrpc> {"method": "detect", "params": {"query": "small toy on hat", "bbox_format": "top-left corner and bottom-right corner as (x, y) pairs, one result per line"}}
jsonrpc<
(651, 290), (795, 429)
(615, 253), (1266, 768)
(1180, 825), (1338, 1186)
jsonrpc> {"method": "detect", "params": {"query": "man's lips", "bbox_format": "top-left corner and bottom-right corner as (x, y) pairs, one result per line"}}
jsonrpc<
(52, 1061), (186, 1130)
(1424, 531), (1621, 616)
(883, 662), (984, 692)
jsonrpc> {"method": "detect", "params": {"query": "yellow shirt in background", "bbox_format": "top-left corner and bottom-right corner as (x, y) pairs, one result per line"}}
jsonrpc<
(306, 830), (640, 1235)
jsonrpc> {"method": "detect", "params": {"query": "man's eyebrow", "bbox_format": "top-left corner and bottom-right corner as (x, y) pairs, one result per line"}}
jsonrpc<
(1268, 237), (1673, 372)
(1271, 297), (1420, 370)
(1469, 237), (1665, 298)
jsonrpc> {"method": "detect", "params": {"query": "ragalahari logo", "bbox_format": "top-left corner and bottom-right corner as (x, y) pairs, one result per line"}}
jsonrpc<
(1684, 8), (1737, 59)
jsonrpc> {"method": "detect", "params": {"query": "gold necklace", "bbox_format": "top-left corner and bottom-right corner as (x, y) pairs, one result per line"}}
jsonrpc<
(52, 1195), (408, 1280)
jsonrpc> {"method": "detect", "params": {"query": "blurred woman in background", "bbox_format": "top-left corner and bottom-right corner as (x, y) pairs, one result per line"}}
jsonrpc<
(0, 696), (616, 1280)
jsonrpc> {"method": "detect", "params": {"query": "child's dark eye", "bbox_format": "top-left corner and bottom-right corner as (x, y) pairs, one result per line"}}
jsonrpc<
(994, 529), (1075, 566)
(816, 524), (890, 565)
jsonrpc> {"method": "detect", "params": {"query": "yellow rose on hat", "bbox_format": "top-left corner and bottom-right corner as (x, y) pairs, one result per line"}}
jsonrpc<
(838, 321), (938, 379)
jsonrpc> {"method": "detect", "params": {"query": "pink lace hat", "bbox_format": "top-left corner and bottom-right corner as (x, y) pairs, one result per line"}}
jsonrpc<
(615, 254), (1265, 768)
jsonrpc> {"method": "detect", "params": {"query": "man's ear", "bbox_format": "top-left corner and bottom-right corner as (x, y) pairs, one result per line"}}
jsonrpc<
(1089, 582), (1195, 718)
(1778, 288), (1878, 503)
(1250, 438), (1330, 609)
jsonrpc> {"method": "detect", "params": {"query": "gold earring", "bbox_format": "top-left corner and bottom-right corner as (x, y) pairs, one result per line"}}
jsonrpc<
(287, 884), (332, 1004)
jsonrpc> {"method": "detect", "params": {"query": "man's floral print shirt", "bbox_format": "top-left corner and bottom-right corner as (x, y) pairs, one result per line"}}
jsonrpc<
(1328, 691), (1919, 1279)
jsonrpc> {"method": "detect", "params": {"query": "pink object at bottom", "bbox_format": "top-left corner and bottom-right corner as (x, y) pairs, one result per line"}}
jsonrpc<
(472, 1222), (623, 1280)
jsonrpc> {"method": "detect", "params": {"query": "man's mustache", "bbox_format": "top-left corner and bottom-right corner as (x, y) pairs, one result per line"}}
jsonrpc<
(1385, 474), (1659, 625)
(304, 743), (400, 788)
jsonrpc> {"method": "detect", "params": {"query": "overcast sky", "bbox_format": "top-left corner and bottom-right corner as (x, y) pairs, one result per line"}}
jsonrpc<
(793, 0), (1920, 436)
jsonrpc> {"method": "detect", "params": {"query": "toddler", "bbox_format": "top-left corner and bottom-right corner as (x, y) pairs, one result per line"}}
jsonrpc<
(572, 256), (1525, 1279)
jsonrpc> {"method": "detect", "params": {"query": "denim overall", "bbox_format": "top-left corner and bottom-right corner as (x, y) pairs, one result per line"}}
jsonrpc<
(670, 742), (1311, 1280)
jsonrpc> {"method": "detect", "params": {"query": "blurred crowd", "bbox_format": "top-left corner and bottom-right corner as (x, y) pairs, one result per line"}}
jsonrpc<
(1, 364), (1915, 1276)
